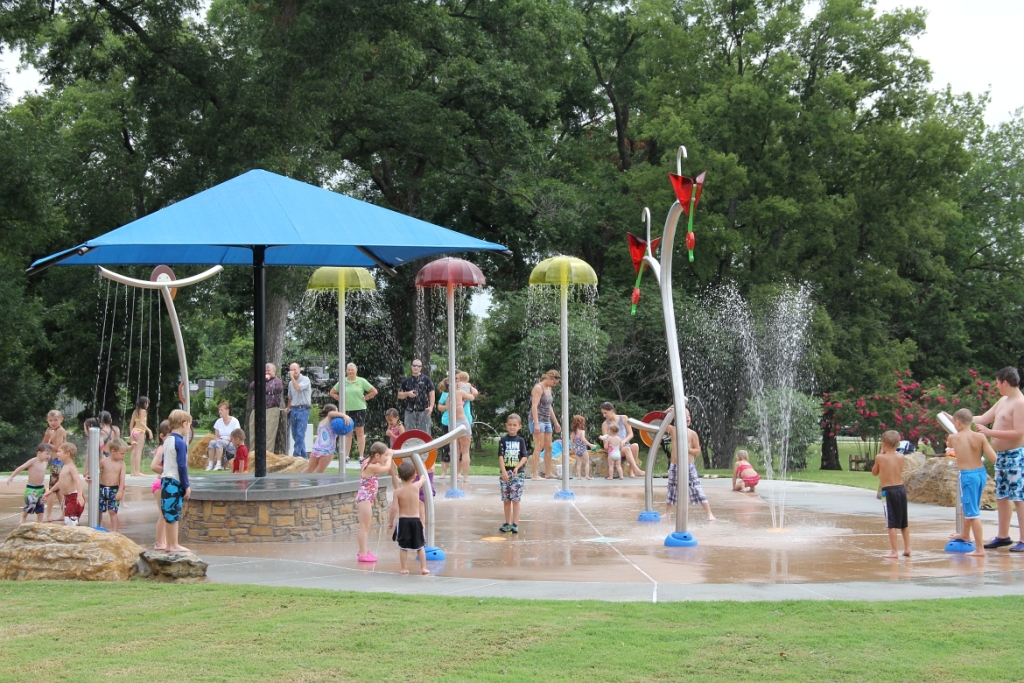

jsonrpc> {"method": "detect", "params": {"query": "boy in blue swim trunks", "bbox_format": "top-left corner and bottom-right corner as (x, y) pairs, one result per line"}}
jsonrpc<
(945, 409), (997, 556)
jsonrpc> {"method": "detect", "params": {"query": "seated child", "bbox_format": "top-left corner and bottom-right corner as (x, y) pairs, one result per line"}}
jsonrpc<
(99, 438), (128, 532)
(43, 443), (85, 526)
(601, 433), (624, 480)
(872, 429), (911, 558)
(231, 428), (249, 473)
(732, 450), (760, 492)
(389, 460), (430, 575)
(8, 443), (53, 524)
(944, 408), (997, 557)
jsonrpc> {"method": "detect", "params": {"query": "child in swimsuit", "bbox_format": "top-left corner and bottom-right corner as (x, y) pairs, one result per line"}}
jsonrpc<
(571, 414), (595, 480)
(150, 420), (171, 550)
(8, 443), (53, 524)
(43, 443), (85, 526)
(601, 433), (625, 480)
(385, 408), (405, 446)
(303, 405), (350, 475)
(98, 410), (120, 458)
(732, 450), (760, 492)
(356, 442), (393, 563)
(128, 396), (154, 477)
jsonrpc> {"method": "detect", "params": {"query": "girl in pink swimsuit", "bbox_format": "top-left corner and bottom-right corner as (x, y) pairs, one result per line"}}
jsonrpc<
(356, 442), (393, 563)
(385, 408), (405, 446)
(732, 450), (760, 492)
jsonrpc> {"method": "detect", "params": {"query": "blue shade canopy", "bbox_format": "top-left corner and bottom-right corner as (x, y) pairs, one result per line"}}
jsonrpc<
(28, 169), (506, 272)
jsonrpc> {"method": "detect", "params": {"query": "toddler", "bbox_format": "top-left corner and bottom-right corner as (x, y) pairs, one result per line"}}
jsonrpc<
(8, 443), (53, 524)
(390, 460), (430, 575)
(385, 408), (405, 446)
(601, 433), (625, 480)
(99, 438), (128, 532)
(231, 428), (249, 473)
(732, 450), (760, 492)
(571, 414), (595, 480)
(356, 442), (393, 562)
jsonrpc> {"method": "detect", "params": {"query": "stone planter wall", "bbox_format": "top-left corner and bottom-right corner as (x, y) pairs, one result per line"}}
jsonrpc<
(181, 476), (388, 544)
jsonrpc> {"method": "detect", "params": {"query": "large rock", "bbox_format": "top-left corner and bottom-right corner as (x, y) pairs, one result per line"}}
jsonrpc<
(187, 433), (216, 469)
(138, 549), (208, 583)
(905, 457), (996, 509)
(903, 452), (926, 479)
(0, 524), (143, 581)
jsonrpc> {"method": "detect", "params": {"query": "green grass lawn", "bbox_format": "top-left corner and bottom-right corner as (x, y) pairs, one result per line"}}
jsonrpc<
(0, 581), (1020, 682)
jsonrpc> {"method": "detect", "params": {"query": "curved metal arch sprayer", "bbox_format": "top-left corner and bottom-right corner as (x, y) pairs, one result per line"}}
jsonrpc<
(97, 265), (224, 417)
(629, 409), (675, 520)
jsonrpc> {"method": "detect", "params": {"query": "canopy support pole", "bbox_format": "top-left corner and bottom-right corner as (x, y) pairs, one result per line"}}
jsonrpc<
(254, 246), (267, 478)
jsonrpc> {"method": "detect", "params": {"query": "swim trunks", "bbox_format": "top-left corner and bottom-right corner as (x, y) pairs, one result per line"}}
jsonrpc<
(959, 467), (987, 519)
(393, 516), (425, 551)
(994, 448), (1024, 502)
(62, 491), (84, 526)
(160, 477), (185, 523)
(882, 484), (908, 529)
(99, 485), (120, 513)
(23, 484), (45, 515)
(500, 474), (525, 502)
(687, 462), (708, 506)
(667, 463), (678, 505)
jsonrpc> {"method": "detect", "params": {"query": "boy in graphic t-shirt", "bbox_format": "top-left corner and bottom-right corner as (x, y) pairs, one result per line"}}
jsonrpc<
(498, 413), (530, 534)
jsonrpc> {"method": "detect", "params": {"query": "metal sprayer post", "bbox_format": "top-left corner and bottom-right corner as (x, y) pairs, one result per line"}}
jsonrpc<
(448, 282), (460, 494)
(338, 278), (347, 479)
(87, 427), (100, 528)
(559, 280), (572, 497)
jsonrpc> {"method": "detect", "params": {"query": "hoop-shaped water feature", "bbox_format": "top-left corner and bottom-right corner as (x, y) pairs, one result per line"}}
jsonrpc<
(415, 257), (487, 499)
(528, 256), (598, 501)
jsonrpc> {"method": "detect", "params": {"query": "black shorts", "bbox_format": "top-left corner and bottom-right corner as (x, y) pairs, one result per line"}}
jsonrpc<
(392, 516), (425, 551)
(883, 484), (908, 529)
(349, 410), (367, 428)
(439, 444), (451, 463)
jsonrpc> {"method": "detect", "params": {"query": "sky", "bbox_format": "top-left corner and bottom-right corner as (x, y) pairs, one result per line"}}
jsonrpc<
(2, 1), (1020, 317)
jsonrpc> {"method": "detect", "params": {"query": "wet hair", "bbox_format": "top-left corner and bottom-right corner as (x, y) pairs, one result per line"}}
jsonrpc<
(397, 460), (416, 482)
(571, 414), (586, 431)
(997, 367), (1020, 388)
(109, 438), (128, 453)
(952, 408), (973, 425)
(168, 410), (192, 430)
(507, 413), (522, 424)
(231, 428), (245, 441)
(735, 450), (749, 462)
(369, 442), (388, 457)
(542, 370), (560, 381)
(321, 404), (338, 417)
(385, 408), (400, 420)
(83, 417), (99, 431)
(59, 442), (77, 459)
(136, 396), (149, 410)
(37, 442), (53, 454)
(98, 411), (113, 426)
(157, 420), (171, 439)
(881, 430), (901, 448)
(600, 402), (615, 412)
(47, 410), (62, 419)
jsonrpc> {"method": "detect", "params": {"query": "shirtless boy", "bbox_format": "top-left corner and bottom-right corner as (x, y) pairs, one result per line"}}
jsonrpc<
(8, 443), (53, 523)
(42, 411), (67, 521)
(389, 461), (430, 575)
(943, 409), (997, 556)
(973, 367), (1024, 551)
(666, 409), (715, 521)
(43, 443), (85, 526)
(872, 430), (910, 558)
(99, 438), (128, 532)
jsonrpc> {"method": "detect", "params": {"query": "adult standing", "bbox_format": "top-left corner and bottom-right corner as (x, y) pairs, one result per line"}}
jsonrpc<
(284, 362), (312, 459)
(398, 359), (435, 434)
(529, 370), (562, 480)
(973, 367), (1024, 551)
(249, 363), (284, 454)
(599, 401), (644, 478)
(330, 363), (378, 461)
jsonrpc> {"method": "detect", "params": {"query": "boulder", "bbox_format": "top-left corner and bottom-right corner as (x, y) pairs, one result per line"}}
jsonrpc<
(138, 549), (208, 583)
(903, 452), (927, 479)
(248, 451), (307, 474)
(0, 523), (143, 581)
(187, 433), (216, 469)
(905, 457), (996, 509)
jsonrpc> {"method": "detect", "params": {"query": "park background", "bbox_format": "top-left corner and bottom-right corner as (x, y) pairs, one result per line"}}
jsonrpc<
(1, 0), (1022, 472)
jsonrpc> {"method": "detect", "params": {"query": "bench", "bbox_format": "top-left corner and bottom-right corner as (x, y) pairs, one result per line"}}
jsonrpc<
(848, 455), (875, 472)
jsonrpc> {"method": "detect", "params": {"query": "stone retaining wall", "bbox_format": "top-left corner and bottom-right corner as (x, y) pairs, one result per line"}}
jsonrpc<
(182, 484), (387, 544)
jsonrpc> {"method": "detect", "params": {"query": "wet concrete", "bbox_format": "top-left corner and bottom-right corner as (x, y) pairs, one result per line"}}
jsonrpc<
(3, 474), (1021, 594)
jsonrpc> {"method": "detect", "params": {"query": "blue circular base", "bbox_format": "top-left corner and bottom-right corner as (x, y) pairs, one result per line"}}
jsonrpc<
(425, 546), (446, 561)
(445, 488), (466, 499)
(664, 531), (698, 547)
(945, 539), (976, 553)
(554, 489), (575, 501)
(638, 510), (662, 523)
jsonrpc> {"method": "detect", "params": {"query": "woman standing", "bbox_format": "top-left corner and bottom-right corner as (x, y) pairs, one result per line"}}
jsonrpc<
(599, 402), (644, 478)
(530, 370), (562, 480)
(330, 363), (378, 462)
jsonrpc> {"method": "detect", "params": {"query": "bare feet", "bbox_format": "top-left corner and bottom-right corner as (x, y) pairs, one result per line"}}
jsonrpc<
(586, 476), (592, 480)
(967, 549), (986, 557)
(902, 551), (911, 557)
(400, 569), (410, 575)
(883, 551), (899, 559)
(707, 515), (717, 521)
(421, 568), (430, 575)
(153, 544), (167, 551)
(166, 545), (190, 553)
(606, 476), (613, 480)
